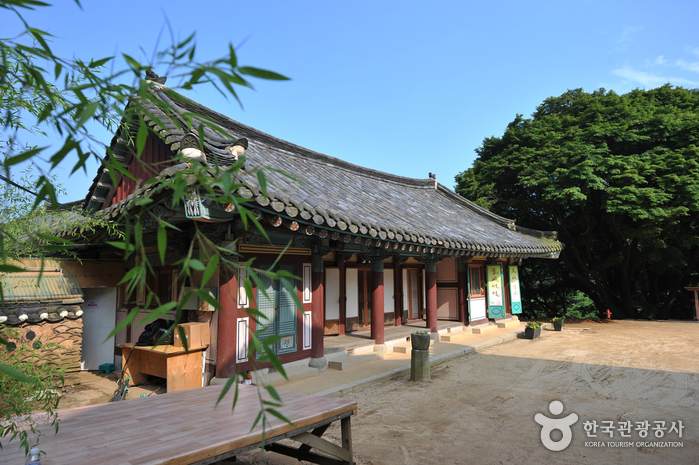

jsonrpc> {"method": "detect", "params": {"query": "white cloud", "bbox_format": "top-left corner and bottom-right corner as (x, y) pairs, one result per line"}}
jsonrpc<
(612, 26), (643, 53)
(686, 46), (699, 58)
(654, 56), (666, 65)
(675, 59), (699, 74)
(611, 65), (699, 88)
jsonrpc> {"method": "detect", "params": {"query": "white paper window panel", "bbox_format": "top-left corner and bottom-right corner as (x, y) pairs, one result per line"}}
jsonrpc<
(469, 297), (487, 321)
(303, 311), (312, 350)
(402, 269), (409, 309)
(346, 268), (359, 318)
(302, 263), (312, 303)
(238, 269), (249, 308)
(325, 267), (340, 320)
(236, 317), (249, 363)
(383, 269), (394, 314)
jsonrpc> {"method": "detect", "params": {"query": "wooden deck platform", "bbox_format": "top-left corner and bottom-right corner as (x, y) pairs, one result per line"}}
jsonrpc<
(0, 383), (357, 465)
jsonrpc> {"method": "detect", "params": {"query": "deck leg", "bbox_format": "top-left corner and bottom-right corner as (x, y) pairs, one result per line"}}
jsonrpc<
(341, 416), (353, 465)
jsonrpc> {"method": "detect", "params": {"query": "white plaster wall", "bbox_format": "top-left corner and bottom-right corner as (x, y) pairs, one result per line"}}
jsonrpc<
(325, 268), (340, 320)
(81, 287), (117, 370)
(346, 268), (359, 318)
(470, 297), (487, 321)
(383, 269), (394, 314)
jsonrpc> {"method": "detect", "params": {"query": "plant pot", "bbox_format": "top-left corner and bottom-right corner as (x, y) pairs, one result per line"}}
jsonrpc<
(411, 333), (431, 350)
(553, 322), (564, 331)
(524, 327), (541, 339)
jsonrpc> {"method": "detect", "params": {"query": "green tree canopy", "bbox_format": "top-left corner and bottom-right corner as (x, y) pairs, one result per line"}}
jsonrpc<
(456, 85), (699, 320)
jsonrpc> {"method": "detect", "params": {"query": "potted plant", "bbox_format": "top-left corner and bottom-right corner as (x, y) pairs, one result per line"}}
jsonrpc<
(552, 316), (565, 331)
(411, 330), (431, 350)
(524, 321), (542, 339)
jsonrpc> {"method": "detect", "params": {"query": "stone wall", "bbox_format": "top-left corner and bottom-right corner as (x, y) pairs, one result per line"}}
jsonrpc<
(4, 319), (83, 385)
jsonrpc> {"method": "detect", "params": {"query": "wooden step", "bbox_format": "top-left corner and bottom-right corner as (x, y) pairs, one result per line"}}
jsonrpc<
(328, 353), (381, 371)
(471, 324), (498, 334)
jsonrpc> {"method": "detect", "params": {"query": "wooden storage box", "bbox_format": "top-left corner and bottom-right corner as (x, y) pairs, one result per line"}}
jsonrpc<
(174, 322), (210, 348)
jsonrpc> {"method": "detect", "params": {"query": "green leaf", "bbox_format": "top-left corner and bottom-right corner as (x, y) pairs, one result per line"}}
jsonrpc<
(5, 147), (46, 167)
(201, 255), (219, 287)
(238, 66), (290, 81)
(195, 288), (222, 311)
(0, 362), (35, 384)
(105, 307), (140, 341)
(215, 373), (238, 408)
(136, 301), (178, 328)
(89, 57), (112, 68)
(188, 259), (206, 271)
(157, 222), (167, 266)
(264, 408), (295, 427)
(0, 265), (26, 273)
(74, 101), (99, 129)
(136, 122), (148, 156)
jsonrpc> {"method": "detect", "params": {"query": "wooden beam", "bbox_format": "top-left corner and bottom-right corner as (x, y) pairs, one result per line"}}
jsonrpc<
(290, 432), (352, 463)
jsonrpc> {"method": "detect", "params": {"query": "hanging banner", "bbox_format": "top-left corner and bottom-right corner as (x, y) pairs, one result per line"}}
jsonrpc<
(486, 264), (505, 319)
(509, 265), (523, 314)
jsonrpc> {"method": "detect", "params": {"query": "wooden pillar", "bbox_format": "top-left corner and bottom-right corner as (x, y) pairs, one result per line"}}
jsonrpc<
(394, 257), (402, 327)
(216, 270), (238, 378)
(425, 261), (438, 333)
(370, 258), (385, 345)
(457, 260), (468, 324)
(311, 253), (325, 360)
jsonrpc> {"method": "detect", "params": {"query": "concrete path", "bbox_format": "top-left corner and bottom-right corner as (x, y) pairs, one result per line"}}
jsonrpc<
(279, 321), (526, 397)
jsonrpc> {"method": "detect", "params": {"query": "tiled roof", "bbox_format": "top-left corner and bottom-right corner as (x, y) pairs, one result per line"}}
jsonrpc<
(85, 85), (562, 258)
(0, 273), (84, 325)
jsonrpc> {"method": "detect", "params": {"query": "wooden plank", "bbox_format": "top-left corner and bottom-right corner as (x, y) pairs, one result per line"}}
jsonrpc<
(341, 416), (353, 465)
(266, 444), (346, 465)
(297, 424), (330, 460)
(0, 384), (356, 465)
(291, 432), (351, 463)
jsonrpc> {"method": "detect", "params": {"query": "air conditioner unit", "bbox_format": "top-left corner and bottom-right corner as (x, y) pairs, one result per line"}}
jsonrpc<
(181, 287), (219, 311)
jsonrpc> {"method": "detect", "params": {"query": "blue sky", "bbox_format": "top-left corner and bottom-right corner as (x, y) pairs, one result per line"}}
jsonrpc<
(4, 0), (699, 203)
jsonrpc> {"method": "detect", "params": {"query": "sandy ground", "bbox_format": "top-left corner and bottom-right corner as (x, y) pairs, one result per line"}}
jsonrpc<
(236, 320), (699, 465)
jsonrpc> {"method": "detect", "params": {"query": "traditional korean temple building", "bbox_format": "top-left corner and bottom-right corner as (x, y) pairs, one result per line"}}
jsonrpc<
(80, 80), (562, 381)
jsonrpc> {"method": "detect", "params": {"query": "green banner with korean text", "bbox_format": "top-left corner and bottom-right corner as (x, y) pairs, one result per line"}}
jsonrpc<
(486, 264), (505, 319)
(509, 265), (522, 314)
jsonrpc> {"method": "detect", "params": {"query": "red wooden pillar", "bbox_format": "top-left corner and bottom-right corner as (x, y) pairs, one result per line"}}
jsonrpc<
(370, 258), (385, 345)
(216, 270), (238, 379)
(457, 259), (468, 324)
(394, 258), (402, 327)
(311, 253), (325, 361)
(425, 261), (438, 333)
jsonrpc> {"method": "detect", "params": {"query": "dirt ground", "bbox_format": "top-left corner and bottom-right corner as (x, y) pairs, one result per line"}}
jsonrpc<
(236, 320), (699, 465)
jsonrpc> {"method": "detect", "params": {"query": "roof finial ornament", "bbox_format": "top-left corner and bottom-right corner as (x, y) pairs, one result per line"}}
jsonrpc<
(179, 132), (207, 166)
(145, 69), (167, 85)
(429, 172), (437, 189)
(226, 138), (248, 163)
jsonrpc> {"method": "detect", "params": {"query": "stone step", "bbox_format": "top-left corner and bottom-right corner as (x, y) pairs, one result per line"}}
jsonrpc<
(440, 330), (472, 342)
(471, 324), (498, 334)
(328, 353), (381, 371)
(496, 318), (521, 329)
(252, 365), (319, 386)
(391, 343), (411, 354)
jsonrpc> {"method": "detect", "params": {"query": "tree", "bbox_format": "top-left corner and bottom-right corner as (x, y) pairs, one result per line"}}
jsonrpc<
(456, 86), (699, 320)
(1, 0), (294, 453)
